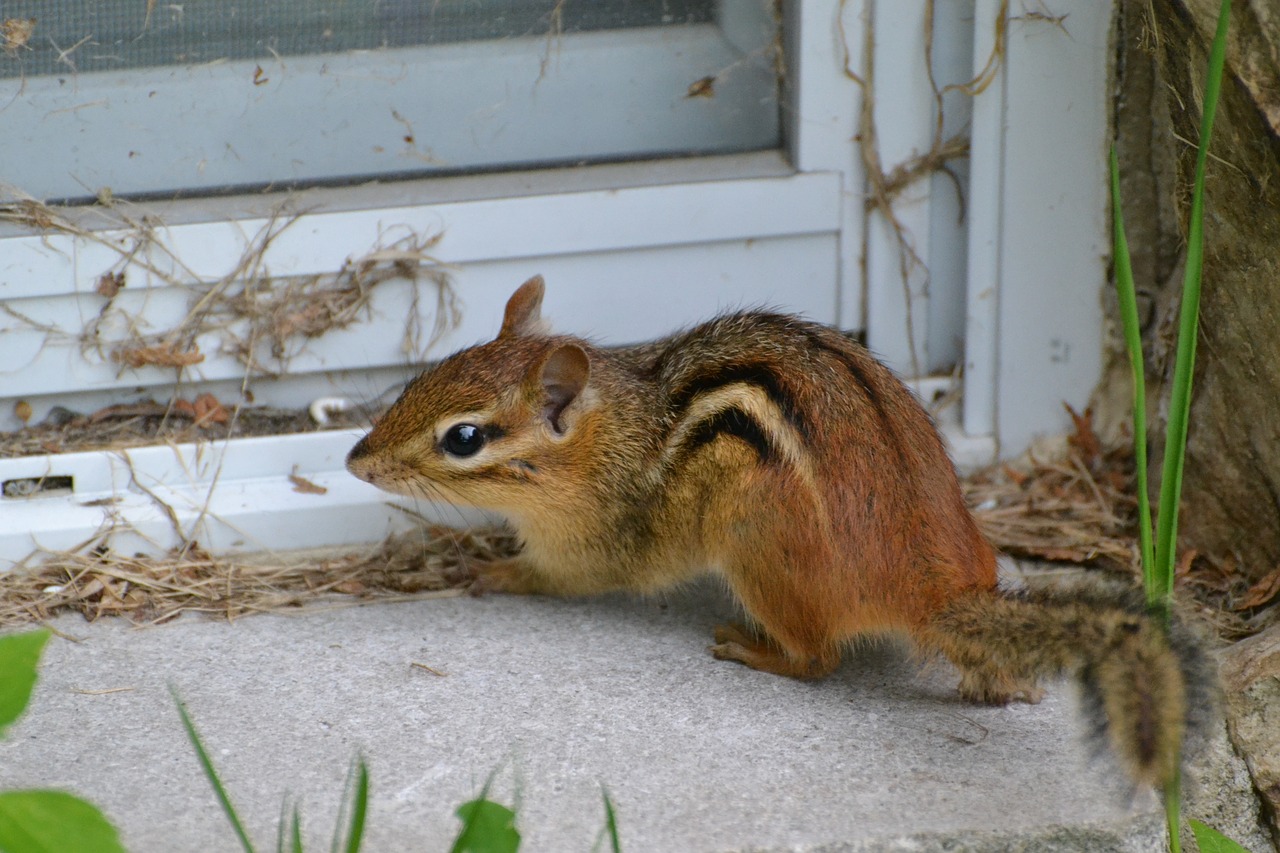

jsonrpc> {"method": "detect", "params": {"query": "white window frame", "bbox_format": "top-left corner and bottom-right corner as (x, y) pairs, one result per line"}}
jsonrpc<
(0, 0), (1114, 567)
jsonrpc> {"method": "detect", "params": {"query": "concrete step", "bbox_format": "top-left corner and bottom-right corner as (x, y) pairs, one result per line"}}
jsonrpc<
(0, 584), (1250, 851)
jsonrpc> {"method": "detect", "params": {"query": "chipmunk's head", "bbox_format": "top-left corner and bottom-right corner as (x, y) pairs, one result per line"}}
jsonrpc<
(346, 276), (598, 513)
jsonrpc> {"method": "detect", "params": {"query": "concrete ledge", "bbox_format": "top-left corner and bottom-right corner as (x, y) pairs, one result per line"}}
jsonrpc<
(1, 585), (1171, 851)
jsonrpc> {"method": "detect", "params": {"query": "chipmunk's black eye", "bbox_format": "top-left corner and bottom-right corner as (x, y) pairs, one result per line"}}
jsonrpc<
(442, 423), (485, 457)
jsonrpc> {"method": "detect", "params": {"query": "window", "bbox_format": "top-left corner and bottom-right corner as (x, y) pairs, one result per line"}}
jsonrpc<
(4, 1), (781, 200)
(0, 1), (1114, 564)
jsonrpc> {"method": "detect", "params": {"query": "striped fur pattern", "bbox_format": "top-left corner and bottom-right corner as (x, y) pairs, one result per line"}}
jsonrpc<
(347, 276), (1208, 790)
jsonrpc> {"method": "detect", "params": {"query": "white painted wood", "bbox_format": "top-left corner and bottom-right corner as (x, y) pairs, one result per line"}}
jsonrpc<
(0, 171), (839, 301)
(785, 0), (867, 331)
(0, 169), (843, 427)
(0, 431), (428, 565)
(994, 4), (1112, 455)
(864, 0), (935, 378)
(0, 414), (993, 570)
(924, 0), (975, 374)
(962, 0), (1006, 440)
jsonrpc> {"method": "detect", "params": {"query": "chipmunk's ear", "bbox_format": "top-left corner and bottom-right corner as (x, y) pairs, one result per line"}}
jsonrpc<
(537, 343), (590, 434)
(499, 275), (547, 339)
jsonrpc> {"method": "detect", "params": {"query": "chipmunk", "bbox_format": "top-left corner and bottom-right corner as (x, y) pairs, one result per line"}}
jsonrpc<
(347, 276), (1209, 790)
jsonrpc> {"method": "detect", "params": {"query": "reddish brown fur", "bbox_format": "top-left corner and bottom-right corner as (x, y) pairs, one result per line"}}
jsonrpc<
(348, 276), (1203, 789)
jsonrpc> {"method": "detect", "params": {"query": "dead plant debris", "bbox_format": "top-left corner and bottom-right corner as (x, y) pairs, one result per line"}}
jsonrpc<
(288, 466), (328, 495)
(0, 399), (349, 459)
(0, 191), (459, 384)
(1, 18), (35, 56)
(112, 343), (206, 370)
(965, 405), (1275, 639)
(0, 526), (519, 628)
(1, 390), (1272, 637)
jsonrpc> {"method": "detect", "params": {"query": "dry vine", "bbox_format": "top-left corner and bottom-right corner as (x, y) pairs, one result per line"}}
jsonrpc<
(838, 0), (1009, 378)
(0, 188), (459, 383)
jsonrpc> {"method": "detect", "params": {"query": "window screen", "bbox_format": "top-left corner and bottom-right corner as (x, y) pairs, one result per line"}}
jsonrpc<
(2, 1), (717, 77)
(1, 1), (780, 201)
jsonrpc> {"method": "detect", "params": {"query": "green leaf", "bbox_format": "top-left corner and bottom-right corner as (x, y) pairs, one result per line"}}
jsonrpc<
(1152, 0), (1231, 610)
(598, 788), (621, 853)
(335, 758), (368, 853)
(1166, 771), (1183, 853)
(1109, 147), (1155, 591)
(0, 790), (126, 853)
(290, 805), (304, 853)
(171, 686), (257, 853)
(449, 798), (520, 853)
(0, 630), (51, 738)
(1189, 819), (1253, 853)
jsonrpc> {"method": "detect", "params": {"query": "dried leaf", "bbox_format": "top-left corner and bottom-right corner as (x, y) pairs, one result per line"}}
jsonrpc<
(95, 271), (125, 299)
(288, 468), (328, 496)
(192, 393), (229, 426)
(1064, 403), (1101, 468)
(1235, 566), (1280, 611)
(685, 75), (716, 98)
(1001, 463), (1029, 487)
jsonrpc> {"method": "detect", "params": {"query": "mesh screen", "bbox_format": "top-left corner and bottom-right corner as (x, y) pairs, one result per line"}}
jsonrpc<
(1, 1), (715, 79)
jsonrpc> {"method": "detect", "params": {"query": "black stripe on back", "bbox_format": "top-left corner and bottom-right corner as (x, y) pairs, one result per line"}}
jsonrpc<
(802, 330), (914, 468)
(801, 332), (886, 414)
(680, 407), (776, 463)
(670, 362), (811, 442)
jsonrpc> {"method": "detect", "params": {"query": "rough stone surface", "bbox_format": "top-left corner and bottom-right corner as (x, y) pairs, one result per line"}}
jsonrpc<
(1110, 0), (1280, 585)
(1220, 623), (1280, 849)
(0, 585), (1205, 852)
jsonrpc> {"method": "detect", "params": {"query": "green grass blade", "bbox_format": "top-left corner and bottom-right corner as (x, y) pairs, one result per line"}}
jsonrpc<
(0, 629), (51, 738)
(337, 758), (369, 853)
(171, 686), (257, 853)
(1152, 0), (1231, 606)
(292, 806), (305, 853)
(275, 798), (303, 853)
(276, 798), (287, 853)
(1109, 147), (1156, 597)
(599, 787), (621, 853)
(1166, 772), (1182, 853)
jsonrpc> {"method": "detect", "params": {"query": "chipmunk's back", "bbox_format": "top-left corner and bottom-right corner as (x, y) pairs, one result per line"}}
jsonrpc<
(641, 311), (996, 636)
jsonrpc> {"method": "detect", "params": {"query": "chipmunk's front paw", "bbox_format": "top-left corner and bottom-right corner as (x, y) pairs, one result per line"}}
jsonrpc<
(711, 623), (758, 657)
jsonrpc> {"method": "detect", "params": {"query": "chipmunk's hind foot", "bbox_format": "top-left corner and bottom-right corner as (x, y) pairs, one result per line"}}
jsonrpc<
(954, 665), (1045, 705)
(710, 623), (840, 679)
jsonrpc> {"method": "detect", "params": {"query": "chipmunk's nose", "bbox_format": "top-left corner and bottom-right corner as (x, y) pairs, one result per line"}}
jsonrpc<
(346, 436), (373, 478)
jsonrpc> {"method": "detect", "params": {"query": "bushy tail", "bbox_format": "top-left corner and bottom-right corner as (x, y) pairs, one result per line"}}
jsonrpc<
(921, 579), (1214, 790)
